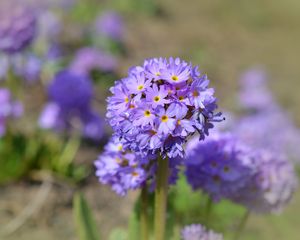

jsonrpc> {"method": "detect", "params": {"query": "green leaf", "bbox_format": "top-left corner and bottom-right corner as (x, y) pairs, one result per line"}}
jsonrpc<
(73, 192), (100, 240)
(109, 228), (128, 240)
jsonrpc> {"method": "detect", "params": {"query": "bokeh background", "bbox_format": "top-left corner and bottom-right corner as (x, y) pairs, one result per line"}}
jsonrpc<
(0, 0), (300, 239)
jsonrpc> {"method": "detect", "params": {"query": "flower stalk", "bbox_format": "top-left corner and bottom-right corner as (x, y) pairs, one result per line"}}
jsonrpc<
(140, 185), (149, 240)
(154, 155), (169, 240)
(234, 209), (250, 240)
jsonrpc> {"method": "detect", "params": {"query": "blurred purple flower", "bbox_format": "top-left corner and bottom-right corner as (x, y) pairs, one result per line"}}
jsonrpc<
(235, 109), (300, 165)
(95, 11), (124, 41)
(39, 70), (104, 140)
(95, 137), (182, 196)
(0, 54), (42, 82)
(239, 68), (275, 112)
(70, 47), (118, 75)
(0, 88), (23, 136)
(38, 10), (62, 42)
(181, 224), (223, 240)
(185, 133), (257, 201)
(231, 150), (298, 214)
(0, 0), (37, 54)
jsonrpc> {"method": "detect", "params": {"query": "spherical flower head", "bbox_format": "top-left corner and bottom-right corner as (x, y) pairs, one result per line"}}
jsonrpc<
(40, 70), (104, 140)
(0, 0), (37, 54)
(239, 68), (275, 112)
(235, 109), (300, 165)
(107, 57), (223, 159)
(0, 88), (23, 136)
(95, 11), (124, 41)
(185, 133), (257, 201)
(48, 70), (93, 111)
(70, 47), (118, 75)
(181, 224), (223, 240)
(231, 150), (298, 214)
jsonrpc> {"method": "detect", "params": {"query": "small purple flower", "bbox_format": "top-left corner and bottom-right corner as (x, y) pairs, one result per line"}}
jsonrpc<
(0, 88), (23, 136)
(0, 0), (37, 54)
(157, 106), (176, 135)
(239, 68), (275, 112)
(181, 224), (223, 240)
(145, 57), (167, 81)
(70, 47), (118, 75)
(127, 73), (152, 95)
(107, 57), (222, 159)
(14, 54), (42, 83)
(146, 84), (169, 108)
(0, 53), (42, 82)
(160, 57), (191, 84)
(189, 75), (215, 109)
(132, 104), (156, 127)
(95, 11), (124, 41)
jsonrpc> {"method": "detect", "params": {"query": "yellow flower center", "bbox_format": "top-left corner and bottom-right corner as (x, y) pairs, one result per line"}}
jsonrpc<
(125, 97), (129, 103)
(117, 145), (123, 151)
(223, 166), (230, 173)
(172, 75), (179, 81)
(137, 85), (144, 91)
(161, 115), (168, 122)
(154, 96), (160, 102)
(155, 72), (161, 76)
(130, 104), (135, 109)
(213, 175), (220, 183)
(178, 96), (184, 101)
(144, 110), (151, 117)
(132, 171), (139, 177)
(120, 159), (129, 167)
(177, 120), (181, 125)
(193, 91), (199, 97)
(150, 130), (157, 136)
(211, 161), (217, 168)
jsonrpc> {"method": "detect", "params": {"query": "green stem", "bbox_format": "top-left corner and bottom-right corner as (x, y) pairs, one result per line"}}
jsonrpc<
(154, 155), (169, 240)
(140, 185), (149, 240)
(234, 209), (251, 240)
(205, 195), (213, 226)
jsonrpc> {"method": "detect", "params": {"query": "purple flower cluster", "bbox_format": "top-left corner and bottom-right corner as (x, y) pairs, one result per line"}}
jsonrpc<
(235, 110), (300, 164)
(0, 88), (23, 136)
(185, 131), (298, 213)
(39, 70), (104, 140)
(0, 0), (37, 54)
(185, 133), (257, 201)
(107, 57), (222, 159)
(95, 136), (183, 196)
(95, 11), (124, 41)
(70, 47), (118, 75)
(238, 68), (275, 112)
(236, 67), (300, 165)
(0, 54), (42, 82)
(181, 224), (223, 240)
(231, 150), (298, 214)
(95, 137), (149, 196)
